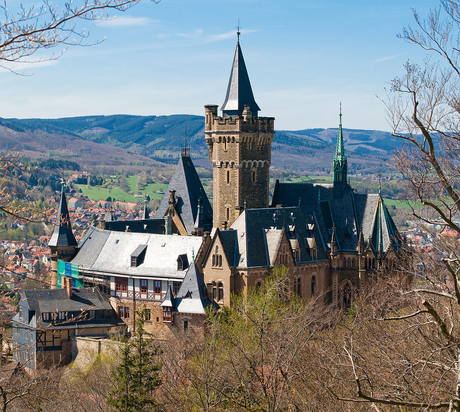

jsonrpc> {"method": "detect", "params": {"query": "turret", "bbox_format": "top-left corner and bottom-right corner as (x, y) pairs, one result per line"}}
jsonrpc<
(48, 185), (78, 289)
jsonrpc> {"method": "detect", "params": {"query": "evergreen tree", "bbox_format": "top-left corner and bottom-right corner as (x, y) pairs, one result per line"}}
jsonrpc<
(108, 309), (162, 412)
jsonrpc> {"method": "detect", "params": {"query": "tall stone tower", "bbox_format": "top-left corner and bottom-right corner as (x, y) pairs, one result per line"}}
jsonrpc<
(204, 35), (274, 229)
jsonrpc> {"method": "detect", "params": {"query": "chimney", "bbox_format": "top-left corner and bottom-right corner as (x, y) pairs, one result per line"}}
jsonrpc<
(164, 216), (172, 235)
(65, 277), (72, 299)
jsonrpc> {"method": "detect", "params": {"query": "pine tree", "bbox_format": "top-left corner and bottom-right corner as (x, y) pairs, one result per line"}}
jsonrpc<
(107, 309), (162, 412)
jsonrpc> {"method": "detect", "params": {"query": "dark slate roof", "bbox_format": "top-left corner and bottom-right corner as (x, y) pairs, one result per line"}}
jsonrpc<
(14, 287), (125, 330)
(22, 287), (113, 313)
(48, 189), (77, 247)
(174, 262), (219, 314)
(219, 229), (237, 268)
(156, 155), (212, 235)
(272, 181), (401, 253)
(224, 206), (326, 269)
(104, 218), (165, 234)
(221, 40), (261, 117)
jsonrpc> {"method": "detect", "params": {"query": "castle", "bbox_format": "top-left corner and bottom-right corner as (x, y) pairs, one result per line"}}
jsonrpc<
(47, 34), (402, 336)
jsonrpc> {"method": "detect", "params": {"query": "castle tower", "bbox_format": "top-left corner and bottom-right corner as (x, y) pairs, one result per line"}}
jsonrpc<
(48, 186), (78, 289)
(333, 104), (347, 184)
(204, 34), (274, 229)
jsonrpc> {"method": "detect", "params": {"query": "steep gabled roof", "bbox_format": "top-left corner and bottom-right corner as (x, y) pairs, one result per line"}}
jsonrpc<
(272, 182), (401, 254)
(221, 39), (260, 117)
(156, 155), (212, 235)
(227, 206), (325, 269)
(48, 188), (77, 248)
(174, 262), (219, 314)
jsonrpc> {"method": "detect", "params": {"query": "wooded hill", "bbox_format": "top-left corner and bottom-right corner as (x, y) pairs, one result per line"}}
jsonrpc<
(0, 114), (400, 174)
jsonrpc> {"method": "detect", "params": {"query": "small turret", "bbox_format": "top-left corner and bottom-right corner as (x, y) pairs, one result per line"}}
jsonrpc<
(330, 226), (338, 257)
(48, 185), (78, 289)
(142, 200), (150, 220)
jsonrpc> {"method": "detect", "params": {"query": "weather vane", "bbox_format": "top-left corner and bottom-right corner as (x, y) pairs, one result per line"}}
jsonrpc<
(236, 20), (241, 43)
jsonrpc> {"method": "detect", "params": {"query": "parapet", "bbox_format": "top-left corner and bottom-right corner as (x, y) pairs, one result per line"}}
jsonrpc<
(204, 104), (274, 133)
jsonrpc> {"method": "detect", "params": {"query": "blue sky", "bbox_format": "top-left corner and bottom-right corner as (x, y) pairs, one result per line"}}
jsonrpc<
(0, 0), (437, 131)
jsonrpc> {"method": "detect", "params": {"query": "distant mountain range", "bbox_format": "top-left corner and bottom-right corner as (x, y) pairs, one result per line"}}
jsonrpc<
(0, 114), (401, 174)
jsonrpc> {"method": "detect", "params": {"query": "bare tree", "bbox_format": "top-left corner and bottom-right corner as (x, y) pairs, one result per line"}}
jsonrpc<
(1, 0), (160, 74)
(327, 1), (460, 409)
(160, 269), (338, 412)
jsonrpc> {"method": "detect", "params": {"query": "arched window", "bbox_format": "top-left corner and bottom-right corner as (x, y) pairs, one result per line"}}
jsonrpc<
(218, 282), (224, 301)
(211, 281), (216, 300)
(226, 207), (230, 221)
(212, 246), (223, 268)
(227, 170), (230, 185)
(311, 275), (316, 297)
(296, 278), (302, 297)
(252, 170), (256, 185)
(224, 140), (227, 152)
(255, 281), (262, 292)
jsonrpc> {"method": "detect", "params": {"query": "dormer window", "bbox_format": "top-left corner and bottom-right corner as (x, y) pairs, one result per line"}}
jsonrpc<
(177, 254), (188, 271)
(130, 244), (147, 267)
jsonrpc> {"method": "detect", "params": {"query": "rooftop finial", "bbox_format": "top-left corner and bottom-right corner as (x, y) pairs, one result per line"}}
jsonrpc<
(237, 20), (241, 43)
(181, 122), (188, 157)
(192, 247), (195, 263)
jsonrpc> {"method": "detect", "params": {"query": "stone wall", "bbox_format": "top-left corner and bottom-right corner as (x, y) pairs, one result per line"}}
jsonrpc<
(71, 336), (123, 368)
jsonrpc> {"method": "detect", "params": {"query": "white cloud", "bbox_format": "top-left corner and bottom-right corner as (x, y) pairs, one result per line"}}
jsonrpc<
(370, 53), (407, 65)
(207, 29), (258, 43)
(176, 28), (203, 38)
(96, 16), (155, 28)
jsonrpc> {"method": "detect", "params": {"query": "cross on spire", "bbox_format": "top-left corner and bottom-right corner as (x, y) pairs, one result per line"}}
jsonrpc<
(236, 20), (241, 43)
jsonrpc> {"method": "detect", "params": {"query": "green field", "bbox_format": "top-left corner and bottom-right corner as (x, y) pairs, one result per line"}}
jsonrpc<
(76, 176), (168, 203)
(382, 198), (411, 210)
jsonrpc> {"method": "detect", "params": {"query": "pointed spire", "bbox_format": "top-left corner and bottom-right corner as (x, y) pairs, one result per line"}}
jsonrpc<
(221, 34), (261, 117)
(161, 284), (175, 309)
(48, 184), (77, 247)
(333, 103), (348, 183)
(174, 262), (219, 314)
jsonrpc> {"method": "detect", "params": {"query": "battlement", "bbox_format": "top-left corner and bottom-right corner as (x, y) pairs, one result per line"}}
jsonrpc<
(204, 105), (275, 133)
